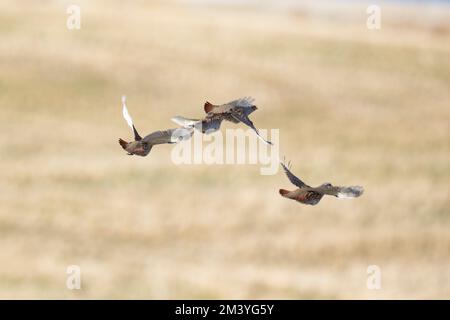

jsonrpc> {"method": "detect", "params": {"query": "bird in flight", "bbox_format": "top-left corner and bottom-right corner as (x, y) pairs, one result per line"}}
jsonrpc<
(279, 159), (364, 205)
(171, 97), (272, 145)
(119, 96), (193, 156)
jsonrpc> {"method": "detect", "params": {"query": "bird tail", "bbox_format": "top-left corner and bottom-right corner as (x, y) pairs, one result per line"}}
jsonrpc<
(279, 189), (290, 197)
(204, 101), (214, 113)
(118, 138), (128, 150)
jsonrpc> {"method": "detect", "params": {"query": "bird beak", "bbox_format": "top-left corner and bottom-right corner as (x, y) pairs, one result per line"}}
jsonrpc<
(252, 106), (258, 111)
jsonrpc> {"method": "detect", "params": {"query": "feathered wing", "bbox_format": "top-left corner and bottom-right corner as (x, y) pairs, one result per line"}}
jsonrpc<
(228, 96), (255, 108)
(205, 97), (255, 114)
(334, 186), (364, 198)
(142, 128), (193, 145)
(121, 95), (142, 141)
(142, 130), (173, 145)
(280, 161), (309, 188)
(122, 95), (133, 128)
(171, 116), (222, 134)
(171, 116), (201, 128)
(231, 113), (272, 145)
(201, 118), (223, 133)
(313, 184), (364, 198)
(171, 127), (194, 142)
(222, 113), (240, 124)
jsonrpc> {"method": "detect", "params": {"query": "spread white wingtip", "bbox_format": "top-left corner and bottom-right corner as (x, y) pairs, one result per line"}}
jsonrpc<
(171, 116), (200, 128)
(121, 95), (134, 129)
(337, 186), (364, 199)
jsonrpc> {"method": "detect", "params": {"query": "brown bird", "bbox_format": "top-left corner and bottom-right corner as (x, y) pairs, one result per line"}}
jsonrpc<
(172, 97), (272, 145)
(119, 96), (193, 157)
(279, 160), (364, 205)
(205, 97), (273, 145)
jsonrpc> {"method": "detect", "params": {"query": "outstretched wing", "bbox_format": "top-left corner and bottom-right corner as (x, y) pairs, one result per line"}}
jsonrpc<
(171, 116), (201, 128)
(280, 161), (309, 188)
(227, 96), (255, 108)
(122, 95), (133, 128)
(121, 95), (142, 141)
(142, 128), (193, 145)
(201, 118), (223, 133)
(231, 113), (272, 145)
(206, 97), (256, 114)
(314, 184), (364, 198)
(334, 186), (364, 198)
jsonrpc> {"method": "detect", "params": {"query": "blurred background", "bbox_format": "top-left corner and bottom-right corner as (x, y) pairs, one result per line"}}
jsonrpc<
(0, 0), (449, 299)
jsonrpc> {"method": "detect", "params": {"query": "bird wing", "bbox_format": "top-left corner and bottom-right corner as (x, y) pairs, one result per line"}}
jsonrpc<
(121, 95), (142, 141)
(205, 97), (255, 114)
(280, 161), (309, 188)
(171, 116), (201, 128)
(171, 115), (223, 134)
(227, 96), (255, 108)
(223, 113), (240, 124)
(142, 128), (193, 145)
(231, 113), (272, 145)
(334, 186), (364, 198)
(122, 95), (133, 128)
(201, 118), (223, 133)
(313, 185), (364, 198)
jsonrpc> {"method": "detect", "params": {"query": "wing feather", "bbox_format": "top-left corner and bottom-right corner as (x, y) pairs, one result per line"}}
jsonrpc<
(229, 96), (255, 108)
(121, 95), (142, 141)
(231, 113), (272, 145)
(122, 95), (134, 129)
(142, 128), (193, 145)
(280, 161), (309, 188)
(335, 186), (364, 198)
(171, 116), (201, 128)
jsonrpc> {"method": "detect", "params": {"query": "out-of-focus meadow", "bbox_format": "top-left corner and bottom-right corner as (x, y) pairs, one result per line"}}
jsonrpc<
(0, 0), (449, 299)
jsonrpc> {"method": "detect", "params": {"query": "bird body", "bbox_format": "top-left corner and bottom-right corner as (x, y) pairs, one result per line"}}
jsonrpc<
(204, 98), (257, 123)
(279, 188), (324, 205)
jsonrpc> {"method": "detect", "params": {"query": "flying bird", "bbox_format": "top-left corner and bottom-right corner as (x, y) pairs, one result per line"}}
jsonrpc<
(172, 97), (272, 144)
(279, 160), (364, 205)
(119, 96), (193, 156)
(204, 97), (273, 145)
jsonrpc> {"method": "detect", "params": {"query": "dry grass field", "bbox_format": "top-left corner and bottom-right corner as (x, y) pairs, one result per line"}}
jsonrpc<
(0, 0), (449, 299)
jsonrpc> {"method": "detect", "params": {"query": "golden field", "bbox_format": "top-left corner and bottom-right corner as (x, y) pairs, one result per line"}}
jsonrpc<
(0, 0), (449, 299)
